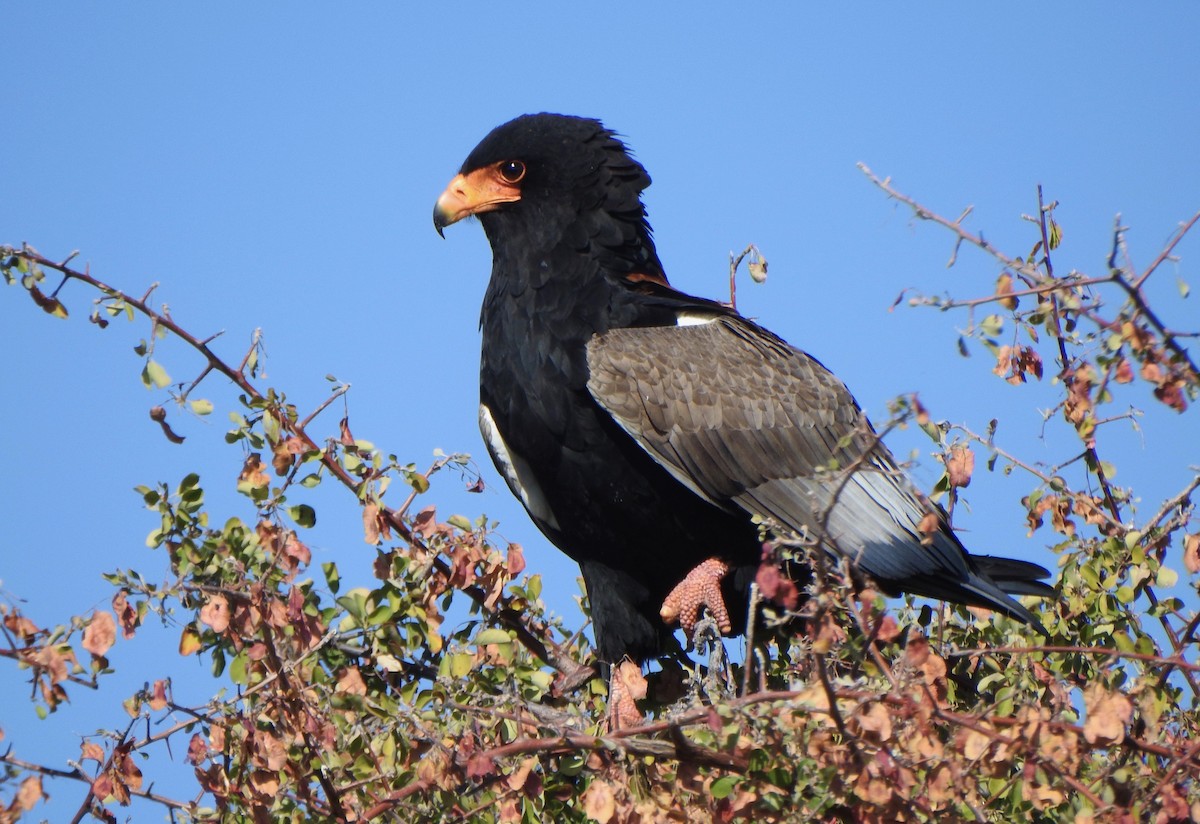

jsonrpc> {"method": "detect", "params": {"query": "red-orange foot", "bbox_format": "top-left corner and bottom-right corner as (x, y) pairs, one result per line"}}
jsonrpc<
(659, 558), (733, 645)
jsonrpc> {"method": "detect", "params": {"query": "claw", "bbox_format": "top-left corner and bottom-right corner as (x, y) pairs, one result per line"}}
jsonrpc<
(660, 558), (733, 645)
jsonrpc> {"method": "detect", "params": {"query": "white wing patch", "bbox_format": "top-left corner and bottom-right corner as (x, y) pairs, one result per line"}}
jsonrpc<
(675, 311), (720, 327)
(478, 404), (560, 531)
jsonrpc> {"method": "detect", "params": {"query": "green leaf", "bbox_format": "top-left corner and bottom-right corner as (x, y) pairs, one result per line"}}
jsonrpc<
(447, 514), (473, 531)
(142, 359), (171, 389)
(1156, 566), (1178, 588)
(449, 652), (475, 678)
(475, 628), (512, 646)
(189, 398), (214, 415)
(710, 775), (738, 799)
(321, 562), (340, 594)
(229, 652), (248, 685)
(288, 504), (317, 528)
(980, 314), (1004, 337)
(1177, 276), (1190, 298)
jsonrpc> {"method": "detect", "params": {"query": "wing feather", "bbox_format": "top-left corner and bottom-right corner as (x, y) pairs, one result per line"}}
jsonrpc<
(585, 316), (1002, 602)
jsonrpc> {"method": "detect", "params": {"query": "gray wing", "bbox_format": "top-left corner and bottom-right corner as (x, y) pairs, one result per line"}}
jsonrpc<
(584, 316), (987, 599)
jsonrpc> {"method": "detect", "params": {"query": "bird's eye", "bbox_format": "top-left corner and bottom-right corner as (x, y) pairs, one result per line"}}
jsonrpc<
(498, 160), (526, 183)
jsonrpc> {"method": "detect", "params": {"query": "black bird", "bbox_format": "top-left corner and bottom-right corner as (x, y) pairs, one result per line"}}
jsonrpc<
(433, 113), (1051, 667)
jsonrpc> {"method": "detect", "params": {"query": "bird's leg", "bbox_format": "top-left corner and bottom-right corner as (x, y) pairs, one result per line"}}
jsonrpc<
(607, 659), (648, 730)
(659, 558), (733, 647)
(692, 615), (735, 702)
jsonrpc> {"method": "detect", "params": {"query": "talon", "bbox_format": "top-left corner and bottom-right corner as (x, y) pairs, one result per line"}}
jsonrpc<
(660, 558), (733, 645)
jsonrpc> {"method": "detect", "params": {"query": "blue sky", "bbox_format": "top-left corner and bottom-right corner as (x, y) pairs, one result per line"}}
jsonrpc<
(4, 4), (1199, 819)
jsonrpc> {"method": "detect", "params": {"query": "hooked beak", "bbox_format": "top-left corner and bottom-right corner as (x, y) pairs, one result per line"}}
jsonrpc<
(433, 167), (522, 237)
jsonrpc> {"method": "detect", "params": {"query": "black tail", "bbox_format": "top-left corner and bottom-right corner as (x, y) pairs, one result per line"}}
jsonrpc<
(965, 555), (1055, 634)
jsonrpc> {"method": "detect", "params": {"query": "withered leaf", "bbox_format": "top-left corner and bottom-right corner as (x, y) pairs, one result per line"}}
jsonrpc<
(855, 702), (893, 742)
(82, 610), (117, 657)
(14, 775), (44, 812)
(1184, 533), (1200, 575)
(946, 445), (975, 488)
(116, 746), (143, 793)
(466, 753), (496, 780)
(413, 505), (438, 539)
(255, 731), (288, 771)
(507, 543), (526, 577)
(582, 779), (617, 824)
(1113, 357), (1133, 384)
(4, 611), (40, 641)
(186, 733), (208, 766)
(1083, 685), (1133, 745)
(918, 511), (940, 546)
(249, 769), (280, 798)
(149, 679), (168, 711)
(178, 624), (202, 656)
(237, 454), (269, 490)
(91, 773), (114, 802)
(996, 271), (1018, 310)
(112, 591), (139, 639)
(199, 595), (230, 633)
(756, 561), (800, 610)
(34, 645), (70, 684)
(336, 666), (367, 696)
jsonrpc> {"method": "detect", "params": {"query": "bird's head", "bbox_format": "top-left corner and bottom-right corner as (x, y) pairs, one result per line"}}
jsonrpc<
(433, 114), (662, 278)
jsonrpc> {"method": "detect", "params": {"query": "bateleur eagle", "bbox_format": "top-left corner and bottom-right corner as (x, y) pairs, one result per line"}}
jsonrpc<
(433, 113), (1051, 666)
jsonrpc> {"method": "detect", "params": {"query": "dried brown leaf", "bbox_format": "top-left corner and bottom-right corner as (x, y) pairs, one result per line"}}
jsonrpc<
(996, 271), (1018, 310)
(178, 624), (202, 656)
(1184, 533), (1200, 575)
(855, 702), (893, 743)
(336, 666), (367, 696)
(112, 591), (139, 639)
(149, 679), (168, 711)
(946, 445), (975, 488)
(199, 595), (230, 633)
(582, 779), (617, 824)
(413, 505), (438, 539)
(82, 610), (117, 657)
(186, 733), (208, 766)
(362, 501), (381, 544)
(918, 511), (940, 546)
(506, 757), (538, 793)
(756, 561), (800, 610)
(1083, 685), (1133, 745)
(249, 769), (280, 798)
(4, 611), (40, 641)
(255, 731), (288, 771)
(33, 645), (69, 685)
(1114, 357), (1133, 384)
(238, 453), (270, 490)
(925, 763), (954, 806)
(466, 753), (496, 780)
(507, 543), (526, 577)
(14, 775), (44, 812)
